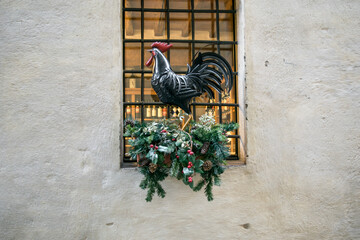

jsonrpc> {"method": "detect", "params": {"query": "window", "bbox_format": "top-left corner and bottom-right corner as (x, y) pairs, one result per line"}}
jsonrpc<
(121, 0), (245, 166)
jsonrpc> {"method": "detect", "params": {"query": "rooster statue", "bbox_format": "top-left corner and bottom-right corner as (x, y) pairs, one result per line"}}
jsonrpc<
(145, 42), (233, 114)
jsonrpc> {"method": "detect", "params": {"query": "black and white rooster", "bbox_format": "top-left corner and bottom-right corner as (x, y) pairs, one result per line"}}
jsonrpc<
(145, 42), (233, 114)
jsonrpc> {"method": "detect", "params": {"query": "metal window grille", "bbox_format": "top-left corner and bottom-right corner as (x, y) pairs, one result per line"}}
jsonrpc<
(122, 0), (243, 166)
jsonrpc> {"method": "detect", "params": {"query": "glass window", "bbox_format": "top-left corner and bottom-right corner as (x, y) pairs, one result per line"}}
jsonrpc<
(122, 0), (243, 164)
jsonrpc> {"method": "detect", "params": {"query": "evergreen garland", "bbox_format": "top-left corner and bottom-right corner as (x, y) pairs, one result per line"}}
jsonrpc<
(124, 114), (238, 202)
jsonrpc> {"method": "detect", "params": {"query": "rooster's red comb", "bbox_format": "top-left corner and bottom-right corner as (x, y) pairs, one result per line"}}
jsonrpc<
(151, 42), (173, 53)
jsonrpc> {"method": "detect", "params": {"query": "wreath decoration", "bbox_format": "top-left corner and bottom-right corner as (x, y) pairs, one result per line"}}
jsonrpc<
(124, 113), (238, 202)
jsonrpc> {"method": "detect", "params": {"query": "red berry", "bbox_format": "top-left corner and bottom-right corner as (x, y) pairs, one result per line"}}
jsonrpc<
(188, 177), (193, 183)
(172, 138), (176, 141)
(189, 152), (194, 155)
(155, 146), (158, 150)
(187, 150), (191, 153)
(176, 155), (179, 159)
(150, 144), (154, 148)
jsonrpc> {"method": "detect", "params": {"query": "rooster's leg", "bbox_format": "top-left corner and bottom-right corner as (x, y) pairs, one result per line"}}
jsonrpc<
(181, 114), (193, 130)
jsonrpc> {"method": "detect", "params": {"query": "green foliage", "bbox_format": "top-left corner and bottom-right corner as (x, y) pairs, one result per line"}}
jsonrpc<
(139, 166), (168, 202)
(124, 113), (238, 202)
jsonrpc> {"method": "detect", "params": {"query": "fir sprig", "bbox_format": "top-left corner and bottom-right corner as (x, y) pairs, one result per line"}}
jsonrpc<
(124, 114), (238, 202)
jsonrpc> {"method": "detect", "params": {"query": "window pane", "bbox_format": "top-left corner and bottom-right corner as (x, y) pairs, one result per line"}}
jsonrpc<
(222, 106), (237, 124)
(125, 104), (142, 121)
(144, 12), (167, 39)
(228, 137), (238, 156)
(124, 73), (141, 102)
(144, 74), (160, 102)
(124, 11), (141, 39)
(124, 137), (133, 158)
(122, 0), (241, 162)
(170, 12), (192, 40)
(144, 0), (166, 9)
(195, 106), (220, 123)
(194, 13), (216, 40)
(124, 0), (140, 8)
(194, 0), (214, 10)
(144, 105), (167, 122)
(220, 44), (235, 70)
(221, 74), (237, 103)
(124, 42), (141, 70)
(169, 106), (184, 119)
(170, 43), (192, 72)
(169, 0), (190, 9)
(219, 13), (233, 41)
(219, 0), (233, 10)
(195, 43), (217, 54)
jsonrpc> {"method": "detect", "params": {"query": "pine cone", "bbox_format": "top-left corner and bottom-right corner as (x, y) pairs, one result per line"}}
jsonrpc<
(124, 119), (135, 128)
(202, 160), (213, 171)
(201, 142), (210, 154)
(164, 154), (172, 167)
(149, 163), (158, 173)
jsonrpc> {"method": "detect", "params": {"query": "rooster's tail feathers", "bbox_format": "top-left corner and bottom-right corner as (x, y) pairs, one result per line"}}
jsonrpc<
(187, 52), (233, 97)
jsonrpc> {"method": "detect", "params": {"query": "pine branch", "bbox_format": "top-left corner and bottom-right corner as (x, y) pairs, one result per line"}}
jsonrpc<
(205, 178), (214, 201)
(155, 181), (166, 198)
(193, 179), (206, 192)
(145, 181), (156, 202)
(139, 178), (148, 189)
(214, 175), (221, 186)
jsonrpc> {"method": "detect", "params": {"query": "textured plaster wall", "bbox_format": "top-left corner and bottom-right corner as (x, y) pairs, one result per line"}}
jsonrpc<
(0, 0), (359, 239)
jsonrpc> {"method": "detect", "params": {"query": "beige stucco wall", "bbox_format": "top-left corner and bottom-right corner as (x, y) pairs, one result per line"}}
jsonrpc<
(1, 0), (359, 239)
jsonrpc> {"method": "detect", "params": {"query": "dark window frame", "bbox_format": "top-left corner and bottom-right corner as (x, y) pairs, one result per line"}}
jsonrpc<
(121, 0), (242, 167)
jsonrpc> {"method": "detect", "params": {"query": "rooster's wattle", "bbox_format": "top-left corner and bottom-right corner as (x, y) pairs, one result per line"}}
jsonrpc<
(145, 42), (233, 114)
